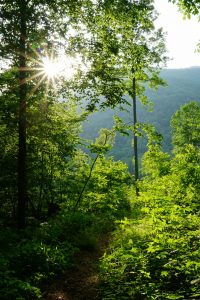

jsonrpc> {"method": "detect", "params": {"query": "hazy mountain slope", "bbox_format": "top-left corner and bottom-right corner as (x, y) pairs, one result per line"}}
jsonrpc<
(82, 67), (200, 170)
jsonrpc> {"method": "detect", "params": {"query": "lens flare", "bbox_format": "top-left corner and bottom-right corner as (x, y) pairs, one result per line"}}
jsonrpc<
(41, 55), (76, 80)
(42, 57), (61, 78)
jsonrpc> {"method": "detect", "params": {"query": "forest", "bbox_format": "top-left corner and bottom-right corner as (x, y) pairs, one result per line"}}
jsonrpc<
(0, 0), (200, 299)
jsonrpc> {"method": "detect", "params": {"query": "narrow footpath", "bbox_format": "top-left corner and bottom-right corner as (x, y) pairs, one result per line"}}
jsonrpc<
(42, 235), (109, 300)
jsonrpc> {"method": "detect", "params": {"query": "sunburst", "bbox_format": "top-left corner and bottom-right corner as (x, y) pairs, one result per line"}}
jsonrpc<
(42, 57), (61, 79)
(3, 45), (86, 99)
(23, 47), (77, 98)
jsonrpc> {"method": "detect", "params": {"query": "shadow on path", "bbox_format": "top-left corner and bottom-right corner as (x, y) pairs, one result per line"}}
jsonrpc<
(42, 235), (109, 300)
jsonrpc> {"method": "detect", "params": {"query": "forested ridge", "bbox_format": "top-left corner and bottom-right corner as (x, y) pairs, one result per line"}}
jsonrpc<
(0, 0), (200, 299)
(82, 67), (200, 169)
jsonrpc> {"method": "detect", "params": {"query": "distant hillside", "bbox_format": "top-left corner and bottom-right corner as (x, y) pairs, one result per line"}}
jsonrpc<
(82, 67), (200, 170)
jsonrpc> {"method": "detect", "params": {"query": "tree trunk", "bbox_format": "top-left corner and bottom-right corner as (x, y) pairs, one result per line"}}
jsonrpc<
(132, 69), (139, 196)
(17, 1), (27, 229)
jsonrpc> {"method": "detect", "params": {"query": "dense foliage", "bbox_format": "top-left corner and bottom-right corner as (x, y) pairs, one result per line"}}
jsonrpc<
(0, 151), (131, 299)
(100, 116), (200, 299)
(1, 0), (200, 299)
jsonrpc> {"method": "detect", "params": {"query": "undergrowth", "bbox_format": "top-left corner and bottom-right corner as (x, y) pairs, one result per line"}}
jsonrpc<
(0, 209), (130, 299)
(100, 147), (200, 299)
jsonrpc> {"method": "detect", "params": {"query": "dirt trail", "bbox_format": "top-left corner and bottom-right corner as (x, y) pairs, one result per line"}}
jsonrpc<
(42, 235), (109, 300)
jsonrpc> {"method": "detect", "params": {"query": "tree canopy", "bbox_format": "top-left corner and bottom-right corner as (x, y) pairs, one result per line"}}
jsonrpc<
(169, 0), (200, 16)
(171, 101), (200, 152)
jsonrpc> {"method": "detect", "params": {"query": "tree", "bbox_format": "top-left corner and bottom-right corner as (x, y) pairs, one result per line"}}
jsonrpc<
(170, 101), (200, 153)
(17, 0), (27, 229)
(81, 0), (167, 195)
(26, 100), (82, 218)
(0, 0), (88, 227)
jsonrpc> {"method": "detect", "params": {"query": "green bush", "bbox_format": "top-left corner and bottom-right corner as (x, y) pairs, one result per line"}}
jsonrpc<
(100, 148), (200, 299)
(100, 211), (200, 299)
(0, 257), (41, 300)
(0, 222), (76, 299)
(9, 240), (73, 278)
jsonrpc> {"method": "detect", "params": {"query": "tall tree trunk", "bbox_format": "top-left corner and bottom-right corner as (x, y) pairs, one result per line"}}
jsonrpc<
(132, 69), (139, 196)
(17, 1), (27, 229)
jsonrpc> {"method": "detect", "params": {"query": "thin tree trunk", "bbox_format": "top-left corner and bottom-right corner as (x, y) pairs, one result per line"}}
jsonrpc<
(74, 133), (109, 211)
(132, 69), (139, 196)
(73, 154), (99, 211)
(17, 1), (27, 229)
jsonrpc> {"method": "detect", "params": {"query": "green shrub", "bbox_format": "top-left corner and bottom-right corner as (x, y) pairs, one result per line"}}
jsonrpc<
(100, 212), (200, 299)
(100, 152), (200, 300)
(0, 222), (76, 299)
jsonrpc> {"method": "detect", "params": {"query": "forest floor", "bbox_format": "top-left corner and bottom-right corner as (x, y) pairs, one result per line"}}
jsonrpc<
(42, 234), (109, 300)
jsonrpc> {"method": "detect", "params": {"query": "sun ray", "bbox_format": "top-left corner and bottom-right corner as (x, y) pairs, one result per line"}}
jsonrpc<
(51, 75), (58, 91)
(27, 74), (47, 98)
(3, 45), (84, 98)
(44, 77), (50, 102)
(0, 70), (44, 96)
(18, 71), (45, 88)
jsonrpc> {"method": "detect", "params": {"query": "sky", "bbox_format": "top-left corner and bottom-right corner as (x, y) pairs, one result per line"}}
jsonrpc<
(154, 0), (200, 69)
